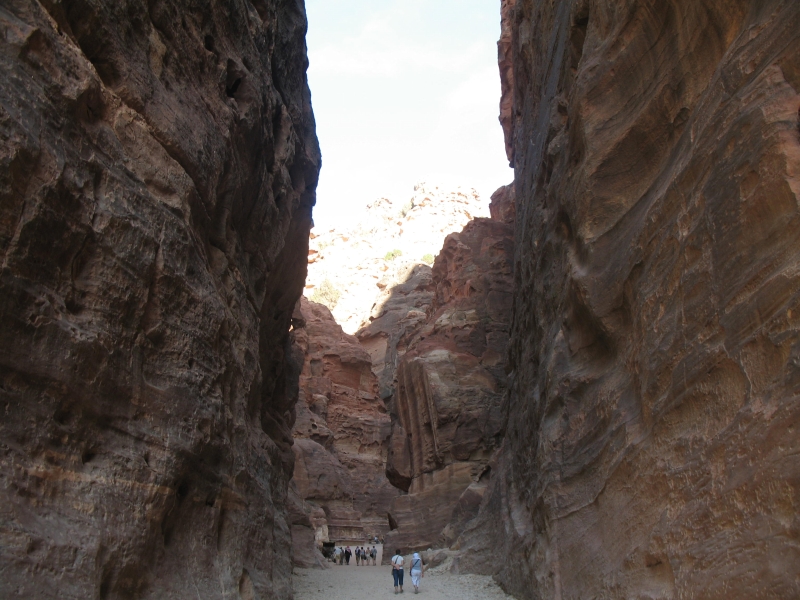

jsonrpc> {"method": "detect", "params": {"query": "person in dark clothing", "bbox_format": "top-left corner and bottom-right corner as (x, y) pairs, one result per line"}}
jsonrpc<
(344, 546), (352, 565)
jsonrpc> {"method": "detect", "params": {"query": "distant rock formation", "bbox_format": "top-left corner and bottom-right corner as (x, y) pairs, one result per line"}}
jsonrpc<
(456, 1), (800, 598)
(306, 183), (489, 333)
(290, 297), (398, 559)
(376, 186), (516, 555)
(294, 183), (515, 560)
(0, 1), (318, 597)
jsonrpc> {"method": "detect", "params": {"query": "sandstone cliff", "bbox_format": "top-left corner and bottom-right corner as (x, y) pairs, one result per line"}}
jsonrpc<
(291, 297), (398, 553)
(306, 183), (488, 334)
(457, 1), (800, 598)
(0, 1), (318, 598)
(378, 186), (515, 555)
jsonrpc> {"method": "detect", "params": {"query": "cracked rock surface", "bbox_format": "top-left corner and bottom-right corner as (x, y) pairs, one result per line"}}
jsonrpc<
(0, 0), (319, 597)
(290, 297), (398, 558)
(456, 1), (800, 598)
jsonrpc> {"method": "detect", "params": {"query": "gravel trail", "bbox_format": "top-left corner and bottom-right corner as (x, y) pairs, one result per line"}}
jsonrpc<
(293, 548), (513, 600)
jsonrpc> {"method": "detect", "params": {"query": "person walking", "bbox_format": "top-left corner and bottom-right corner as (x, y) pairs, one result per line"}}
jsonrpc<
(344, 546), (351, 565)
(410, 552), (424, 594)
(391, 549), (404, 594)
(338, 547), (344, 565)
(371, 546), (377, 565)
(355, 546), (361, 566)
(361, 547), (367, 566)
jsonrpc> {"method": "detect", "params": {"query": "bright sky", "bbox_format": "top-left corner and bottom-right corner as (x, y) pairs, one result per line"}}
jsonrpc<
(305, 0), (512, 230)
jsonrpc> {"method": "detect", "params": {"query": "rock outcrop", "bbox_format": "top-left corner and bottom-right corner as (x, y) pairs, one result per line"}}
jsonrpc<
(306, 183), (489, 333)
(380, 186), (515, 555)
(0, 1), (318, 598)
(457, 1), (800, 598)
(291, 298), (398, 551)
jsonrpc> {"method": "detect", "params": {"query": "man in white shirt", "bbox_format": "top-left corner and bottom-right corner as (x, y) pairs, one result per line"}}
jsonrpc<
(391, 549), (404, 594)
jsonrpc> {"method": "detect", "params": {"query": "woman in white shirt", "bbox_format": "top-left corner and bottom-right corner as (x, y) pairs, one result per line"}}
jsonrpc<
(391, 549), (404, 594)
(410, 552), (424, 593)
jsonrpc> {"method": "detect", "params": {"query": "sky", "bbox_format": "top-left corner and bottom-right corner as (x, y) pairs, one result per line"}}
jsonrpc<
(305, 0), (513, 230)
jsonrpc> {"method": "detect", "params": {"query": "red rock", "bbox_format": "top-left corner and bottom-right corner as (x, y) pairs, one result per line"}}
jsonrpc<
(457, 1), (800, 598)
(290, 298), (399, 558)
(0, 1), (319, 597)
(380, 195), (515, 555)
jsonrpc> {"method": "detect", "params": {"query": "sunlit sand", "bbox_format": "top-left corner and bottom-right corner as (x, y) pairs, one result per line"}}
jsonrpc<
(294, 544), (513, 598)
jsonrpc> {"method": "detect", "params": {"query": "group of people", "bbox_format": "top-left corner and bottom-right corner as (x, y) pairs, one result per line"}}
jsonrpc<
(331, 544), (427, 594)
(391, 549), (425, 595)
(333, 545), (377, 566)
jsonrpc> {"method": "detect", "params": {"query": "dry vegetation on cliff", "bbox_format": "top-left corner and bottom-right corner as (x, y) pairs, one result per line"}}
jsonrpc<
(306, 183), (488, 334)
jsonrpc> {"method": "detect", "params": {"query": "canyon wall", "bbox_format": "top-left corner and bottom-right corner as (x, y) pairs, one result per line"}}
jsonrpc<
(0, 1), (318, 598)
(290, 297), (398, 554)
(292, 185), (494, 561)
(458, 0), (800, 598)
(378, 186), (515, 555)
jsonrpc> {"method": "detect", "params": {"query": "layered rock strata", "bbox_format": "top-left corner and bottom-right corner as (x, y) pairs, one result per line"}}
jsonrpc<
(291, 298), (398, 551)
(380, 186), (515, 555)
(458, 1), (800, 598)
(0, 1), (318, 598)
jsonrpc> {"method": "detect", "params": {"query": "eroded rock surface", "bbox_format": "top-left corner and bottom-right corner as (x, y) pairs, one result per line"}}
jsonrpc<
(306, 183), (489, 334)
(457, 1), (800, 598)
(381, 187), (515, 554)
(0, 1), (319, 597)
(291, 298), (398, 551)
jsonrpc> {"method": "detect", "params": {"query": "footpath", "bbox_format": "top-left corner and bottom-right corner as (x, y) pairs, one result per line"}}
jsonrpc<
(293, 552), (514, 599)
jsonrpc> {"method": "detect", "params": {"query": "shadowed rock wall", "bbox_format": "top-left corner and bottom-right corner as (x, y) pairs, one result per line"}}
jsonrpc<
(291, 297), (398, 553)
(0, 0), (319, 598)
(457, 0), (800, 598)
(382, 186), (515, 555)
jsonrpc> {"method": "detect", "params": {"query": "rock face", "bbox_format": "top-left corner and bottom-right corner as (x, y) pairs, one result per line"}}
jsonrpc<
(0, 1), (318, 598)
(457, 1), (800, 598)
(306, 183), (489, 334)
(380, 187), (515, 555)
(291, 298), (398, 549)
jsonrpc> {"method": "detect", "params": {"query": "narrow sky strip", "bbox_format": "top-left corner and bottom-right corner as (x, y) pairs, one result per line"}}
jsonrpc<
(305, 0), (513, 229)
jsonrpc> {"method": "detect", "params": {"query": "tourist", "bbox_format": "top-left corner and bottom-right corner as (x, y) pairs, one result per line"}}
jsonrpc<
(361, 546), (367, 566)
(410, 552), (424, 594)
(355, 546), (361, 566)
(371, 545), (377, 565)
(338, 547), (344, 565)
(391, 548), (404, 594)
(345, 546), (351, 565)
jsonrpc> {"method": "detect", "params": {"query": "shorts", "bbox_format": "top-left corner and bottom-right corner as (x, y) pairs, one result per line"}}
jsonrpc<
(393, 568), (404, 586)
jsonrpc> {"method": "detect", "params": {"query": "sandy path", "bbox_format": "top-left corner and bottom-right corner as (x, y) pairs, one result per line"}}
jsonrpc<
(293, 548), (513, 600)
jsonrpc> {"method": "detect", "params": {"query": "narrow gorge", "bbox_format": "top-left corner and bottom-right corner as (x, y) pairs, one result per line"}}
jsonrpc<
(1, 0), (799, 599)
